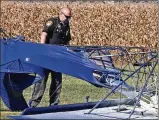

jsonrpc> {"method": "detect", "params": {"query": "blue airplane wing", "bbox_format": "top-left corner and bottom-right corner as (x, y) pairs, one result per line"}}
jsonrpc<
(0, 37), (120, 111)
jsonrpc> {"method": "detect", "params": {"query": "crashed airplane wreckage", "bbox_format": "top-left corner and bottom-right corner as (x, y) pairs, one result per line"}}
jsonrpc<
(0, 28), (158, 119)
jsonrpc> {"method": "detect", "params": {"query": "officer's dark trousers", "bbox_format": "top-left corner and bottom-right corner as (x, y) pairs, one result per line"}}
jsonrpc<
(30, 69), (62, 107)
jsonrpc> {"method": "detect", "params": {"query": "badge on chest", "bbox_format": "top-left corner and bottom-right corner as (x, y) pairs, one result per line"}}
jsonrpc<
(56, 23), (63, 33)
(55, 23), (69, 36)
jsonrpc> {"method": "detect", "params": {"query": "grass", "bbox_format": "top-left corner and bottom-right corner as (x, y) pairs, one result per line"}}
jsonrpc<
(0, 75), (122, 119)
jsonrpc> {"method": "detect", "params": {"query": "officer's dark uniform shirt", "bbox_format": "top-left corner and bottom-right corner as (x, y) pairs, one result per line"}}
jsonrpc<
(42, 17), (71, 45)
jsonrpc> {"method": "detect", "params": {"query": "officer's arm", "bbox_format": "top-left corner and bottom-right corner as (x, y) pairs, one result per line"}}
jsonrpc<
(64, 36), (71, 45)
(41, 19), (54, 44)
(41, 32), (47, 44)
(64, 28), (71, 45)
(66, 42), (70, 45)
(67, 33), (71, 45)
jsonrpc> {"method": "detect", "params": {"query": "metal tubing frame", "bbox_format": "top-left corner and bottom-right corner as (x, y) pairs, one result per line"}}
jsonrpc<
(86, 55), (157, 116)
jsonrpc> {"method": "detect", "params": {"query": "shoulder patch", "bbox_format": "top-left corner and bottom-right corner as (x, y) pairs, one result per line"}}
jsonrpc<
(46, 21), (53, 27)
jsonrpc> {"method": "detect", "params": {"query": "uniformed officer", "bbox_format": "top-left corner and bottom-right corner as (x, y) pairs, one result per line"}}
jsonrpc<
(29, 7), (72, 107)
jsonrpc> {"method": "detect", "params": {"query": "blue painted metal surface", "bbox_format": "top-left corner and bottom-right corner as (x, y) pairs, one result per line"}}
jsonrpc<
(0, 36), (121, 111)
(21, 98), (135, 115)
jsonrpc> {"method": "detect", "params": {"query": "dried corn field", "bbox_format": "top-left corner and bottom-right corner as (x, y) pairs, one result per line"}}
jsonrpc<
(1, 1), (158, 48)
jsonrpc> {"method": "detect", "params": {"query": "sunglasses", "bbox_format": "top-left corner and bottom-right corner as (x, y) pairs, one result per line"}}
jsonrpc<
(62, 12), (71, 19)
